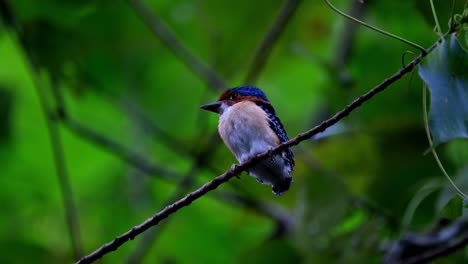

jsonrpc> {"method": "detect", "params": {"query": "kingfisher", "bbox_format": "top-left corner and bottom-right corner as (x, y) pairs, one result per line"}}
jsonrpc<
(200, 85), (295, 195)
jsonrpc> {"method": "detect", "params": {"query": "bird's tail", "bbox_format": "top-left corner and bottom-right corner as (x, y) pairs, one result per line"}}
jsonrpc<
(272, 177), (292, 196)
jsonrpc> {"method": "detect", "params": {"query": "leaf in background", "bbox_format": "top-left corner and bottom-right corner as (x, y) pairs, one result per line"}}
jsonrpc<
(418, 33), (468, 146)
(440, 195), (463, 220)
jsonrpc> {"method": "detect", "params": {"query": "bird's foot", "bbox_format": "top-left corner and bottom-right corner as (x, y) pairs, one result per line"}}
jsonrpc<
(230, 164), (241, 179)
(267, 146), (274, 156)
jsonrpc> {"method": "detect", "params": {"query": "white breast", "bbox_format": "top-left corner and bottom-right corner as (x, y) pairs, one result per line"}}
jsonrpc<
(218, 101), (279, 163)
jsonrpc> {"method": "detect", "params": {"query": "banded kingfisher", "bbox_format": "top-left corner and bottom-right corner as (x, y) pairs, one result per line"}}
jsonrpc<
(200, 85), (295, 195)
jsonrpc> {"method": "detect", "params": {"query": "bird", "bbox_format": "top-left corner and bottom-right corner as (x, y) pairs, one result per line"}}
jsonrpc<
(200, 85), (295, 195)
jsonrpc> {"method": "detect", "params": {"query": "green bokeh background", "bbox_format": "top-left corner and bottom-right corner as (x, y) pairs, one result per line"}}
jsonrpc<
(0, 0), (467, 263)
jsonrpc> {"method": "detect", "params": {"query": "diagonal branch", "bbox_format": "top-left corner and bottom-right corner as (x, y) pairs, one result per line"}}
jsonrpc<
(244, 0), (303, 84)
(403, 233), (468, 264)
(76, 43), (433, 264)
(124, 131), (220, 263)
(383, 219), (468, 264)
(63, 117), (180, 181)
(127, 0), (227, 90)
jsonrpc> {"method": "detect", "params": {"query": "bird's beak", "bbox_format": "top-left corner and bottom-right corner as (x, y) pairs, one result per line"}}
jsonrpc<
(200, 101), (222, 113)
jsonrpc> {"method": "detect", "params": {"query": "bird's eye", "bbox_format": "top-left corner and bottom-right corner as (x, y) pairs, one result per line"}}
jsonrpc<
(229, 93), (239, 100)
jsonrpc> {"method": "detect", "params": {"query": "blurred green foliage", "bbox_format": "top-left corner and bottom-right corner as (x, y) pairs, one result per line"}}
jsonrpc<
(0, 0), (467, 263)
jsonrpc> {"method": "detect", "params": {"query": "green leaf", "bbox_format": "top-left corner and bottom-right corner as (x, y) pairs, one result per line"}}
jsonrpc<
(331, 209), (367, 236)
(440, 195), (463, 220)
(418, 33), (468, 146)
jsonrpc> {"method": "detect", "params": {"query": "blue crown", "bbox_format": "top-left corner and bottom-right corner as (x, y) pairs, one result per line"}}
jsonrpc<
(229, 85), (269, 102)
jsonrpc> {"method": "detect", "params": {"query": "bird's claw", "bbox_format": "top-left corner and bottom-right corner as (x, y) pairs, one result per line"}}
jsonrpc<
(267, 146), (274, 157)
(230, 164), (241, 179)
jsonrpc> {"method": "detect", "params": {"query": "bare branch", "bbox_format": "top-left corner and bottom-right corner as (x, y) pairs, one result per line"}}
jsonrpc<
(383, 220), (468, 264)
(125, 131), (220, 263)
(127, 0), (227, 90)
(244, 0), (303, 84)
(76, 44), (432, 264)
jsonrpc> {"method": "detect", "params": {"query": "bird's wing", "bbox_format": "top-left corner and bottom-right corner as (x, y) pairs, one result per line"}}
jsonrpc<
(257, 103), (295, 170)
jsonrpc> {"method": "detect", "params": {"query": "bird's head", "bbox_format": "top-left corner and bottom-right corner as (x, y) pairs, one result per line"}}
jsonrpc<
(200, 85), (270, 115)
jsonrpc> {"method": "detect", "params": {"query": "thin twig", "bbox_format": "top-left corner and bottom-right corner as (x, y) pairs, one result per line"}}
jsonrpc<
(323, 0), (426, 54)
(76, 44), (433, 264)
(127, 0), (227, 90)
(422, 84), (468, 199)
(244, 0), (303, 84)
(35, 77), (84, 260)
(64, 118), (180, 181)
